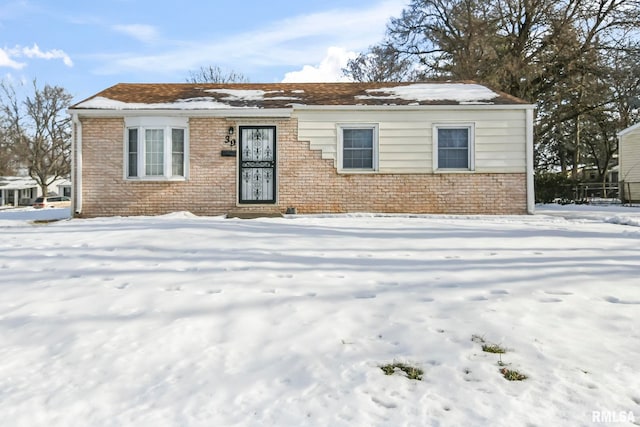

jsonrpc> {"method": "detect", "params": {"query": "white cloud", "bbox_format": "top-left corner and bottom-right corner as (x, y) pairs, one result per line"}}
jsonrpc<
(112, 24), (159, 44)
(282, 47), (356, 83)
(96, 0), (407, 79)
(0, 48), (26, 69)
(21, 44), (73, 67)
(1, 44), (73, 68)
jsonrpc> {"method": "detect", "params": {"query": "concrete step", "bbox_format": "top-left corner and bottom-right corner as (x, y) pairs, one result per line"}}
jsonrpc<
(226, 209), (284, 219)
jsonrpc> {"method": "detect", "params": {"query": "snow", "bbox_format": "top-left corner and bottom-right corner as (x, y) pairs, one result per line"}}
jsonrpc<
(204, 89), (300, 102)
(74, 96), (243, 110)
(74, 92), (302, 110)
(1, 205), (639, 426)
(357, 83), (500, 103)
(0, 176), (39, 190)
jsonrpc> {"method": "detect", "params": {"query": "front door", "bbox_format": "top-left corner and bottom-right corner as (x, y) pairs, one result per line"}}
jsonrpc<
(239, 126), (276, 204)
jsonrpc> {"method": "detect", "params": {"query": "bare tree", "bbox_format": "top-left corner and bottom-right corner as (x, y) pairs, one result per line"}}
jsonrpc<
(343, 44), (416, 82)
(0, 117), (19, 175)
(0, 81), (72, 196)
(186, 65), (249, 84)
(382, 0), (640, 174)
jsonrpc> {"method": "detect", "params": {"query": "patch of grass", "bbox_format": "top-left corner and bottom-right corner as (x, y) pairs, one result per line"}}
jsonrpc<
(500, 368), (527, 381)
(32, 219), (63, 224)
(482, 343), (506, 354)
(380, 362), (424, 381)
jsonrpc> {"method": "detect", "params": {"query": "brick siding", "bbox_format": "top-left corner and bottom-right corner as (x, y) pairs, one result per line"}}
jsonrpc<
(77, 116), (527, 217)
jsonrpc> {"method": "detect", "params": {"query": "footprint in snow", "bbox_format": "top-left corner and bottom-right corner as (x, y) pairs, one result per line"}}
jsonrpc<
(539, 297), (562, 303)
(371, 396), (397, 409)
(198, 289), (222, 295)
(436, 283), (459, 288)
(468, 295), (489, 301)
(490, 289), (509, 295)
(604, 296), (640, 305)
(545, 290), (573, 296)
(354, 292), (376, 299)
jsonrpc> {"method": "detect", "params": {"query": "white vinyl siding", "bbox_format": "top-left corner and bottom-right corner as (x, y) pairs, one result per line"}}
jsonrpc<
(620, 129), (640, 182)
(295, 109), (527, 174)
(619, 127), (640, 201)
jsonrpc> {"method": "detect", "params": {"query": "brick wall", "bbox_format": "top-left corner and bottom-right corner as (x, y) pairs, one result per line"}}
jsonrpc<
(77, 116), (527, 217)
(279, 130), (527, 215)
(79, 117), (238, 217)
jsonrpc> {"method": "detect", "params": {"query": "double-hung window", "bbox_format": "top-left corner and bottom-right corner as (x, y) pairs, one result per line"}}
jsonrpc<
(338, 124), (378, 172)
(125, 117), (188, 180)
(433, 124), (475, 171)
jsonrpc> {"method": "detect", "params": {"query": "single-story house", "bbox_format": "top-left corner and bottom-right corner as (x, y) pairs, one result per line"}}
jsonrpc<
(56, 179), (72, 198)
(67, 82), (535, 217)
(0, 176), (39, 207)
(618, 122), (640, 202)
(0, 176), (73, 207)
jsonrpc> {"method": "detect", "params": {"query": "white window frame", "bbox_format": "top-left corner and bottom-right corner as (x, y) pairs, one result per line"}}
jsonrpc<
(433, 123), (475, 172)
(124, 117), (189, 181)
(337, 123), (379, 173)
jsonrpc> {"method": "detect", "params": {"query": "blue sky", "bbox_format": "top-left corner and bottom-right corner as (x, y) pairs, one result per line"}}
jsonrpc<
(0, 0), (408, 102)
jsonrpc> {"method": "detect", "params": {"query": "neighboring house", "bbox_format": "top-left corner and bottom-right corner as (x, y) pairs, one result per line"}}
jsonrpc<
(0, 176), (39, 207)
(618, 122), (640, 202)
(0, 176), (72, 207)
(67, 82), (535, 217)
(56, 179), (72, 198)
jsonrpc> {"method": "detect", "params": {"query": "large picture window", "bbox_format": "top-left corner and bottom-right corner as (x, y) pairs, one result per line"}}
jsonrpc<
(338, 124), (378, 172)
(125, 117), (188, 180)
(434, 124), (475, 171)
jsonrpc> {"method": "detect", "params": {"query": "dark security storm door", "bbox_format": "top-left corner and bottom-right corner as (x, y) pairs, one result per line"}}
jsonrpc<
(239, 126), (276, 204)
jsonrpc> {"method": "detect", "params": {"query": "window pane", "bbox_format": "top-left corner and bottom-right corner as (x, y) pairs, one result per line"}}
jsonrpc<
(343, 128), (374, 169)
(172, 129), (185, 176)
(128, 128), (138, 177)
(145, 129), (164, 176)
(438, 128), (469, 169)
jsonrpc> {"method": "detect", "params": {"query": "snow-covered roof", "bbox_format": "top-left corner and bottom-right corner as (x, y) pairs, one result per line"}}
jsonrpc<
(70, 82), (530, 111)
(0, 176), (38, 190)
(618, 121), (640, 137)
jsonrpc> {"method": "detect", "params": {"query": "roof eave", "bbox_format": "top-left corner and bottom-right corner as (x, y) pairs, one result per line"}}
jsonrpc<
(618, 122), (640, 137)
(67, 108), (294, 118)
(292, 103), (537, 110)
(67, 103), (537, 118)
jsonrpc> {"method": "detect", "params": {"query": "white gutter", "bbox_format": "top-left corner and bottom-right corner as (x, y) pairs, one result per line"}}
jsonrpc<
(71, 113), (83, 215)
(67, 108), (293, 119)
(526, 107), (535, 214)
(292, 103), (537, 111)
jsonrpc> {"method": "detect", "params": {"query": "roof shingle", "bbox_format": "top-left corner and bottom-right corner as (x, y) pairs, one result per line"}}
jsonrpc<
(71, 81), (530, 110)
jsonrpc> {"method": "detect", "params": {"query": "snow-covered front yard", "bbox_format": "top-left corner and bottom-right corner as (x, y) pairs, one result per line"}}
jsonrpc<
(1, 206), (639, 426)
